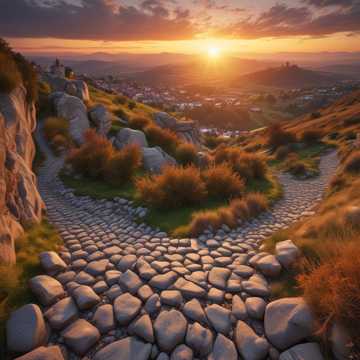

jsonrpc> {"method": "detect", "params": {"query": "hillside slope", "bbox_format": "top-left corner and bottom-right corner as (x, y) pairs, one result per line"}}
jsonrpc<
(238, 64), (345, 89)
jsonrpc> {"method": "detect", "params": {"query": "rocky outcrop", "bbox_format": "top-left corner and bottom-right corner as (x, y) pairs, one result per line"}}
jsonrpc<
(44, 74), (90, 102)
(89, 105), (112, 136)
(0, 86), (43, 264)
(114, 128), (148, 149)
(52, 92), (90, 144)
(142, 146), (177, 173)
(153, 112), (201, 146)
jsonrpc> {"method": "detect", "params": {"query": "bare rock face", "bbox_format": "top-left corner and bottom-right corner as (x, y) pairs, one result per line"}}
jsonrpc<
(153, 112), (201, 146)
(52, 92), (90, 144)
(0, 86), (44, 264)
(114, 128), (148, 149)
(89, 104), (112, 136)
(45, 74), (90, 102)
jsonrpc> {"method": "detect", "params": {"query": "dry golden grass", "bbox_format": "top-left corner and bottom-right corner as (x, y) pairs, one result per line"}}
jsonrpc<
(299, 129), (323, 144)
(299, 241), (360, 348)
(188, 193), (268, 236)
(135, 165), (207, 209)
(202, 163), (245, 200)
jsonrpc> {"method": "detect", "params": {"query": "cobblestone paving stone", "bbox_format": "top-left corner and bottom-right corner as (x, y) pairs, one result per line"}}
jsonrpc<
(31, 128), (339, 359)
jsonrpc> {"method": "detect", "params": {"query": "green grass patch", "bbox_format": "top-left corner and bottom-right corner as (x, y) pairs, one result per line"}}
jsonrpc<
(246, 172), (283, 203)
(0, 219), (61, 357)
(144, 198), (227, 235)
(60, 172), (137, 200)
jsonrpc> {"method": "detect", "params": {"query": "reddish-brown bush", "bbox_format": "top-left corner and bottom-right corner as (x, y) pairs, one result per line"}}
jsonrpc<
(144, 125), (179, 155)
(299, 242), (360, 347)
(344, 151), (360, 174)
(104, 144), (142, 185)
(188, 192), (268, 236)
(136, 166), (207, 209)
(129, 117), (151, 130)
(300, 129), (323, 144)
(66, 129), (114, 179)
(175, 143), (198, 166)
(214, 146), (267, 182)
(267, 124), (296, 150)
(202, 163), (244, 200)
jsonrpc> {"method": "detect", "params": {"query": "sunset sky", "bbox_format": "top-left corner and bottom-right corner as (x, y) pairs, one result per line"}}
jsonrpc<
(2, 0), (360, 55)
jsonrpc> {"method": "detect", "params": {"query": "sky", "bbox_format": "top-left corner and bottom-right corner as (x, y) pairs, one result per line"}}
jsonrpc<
(1, 0), (360, 55)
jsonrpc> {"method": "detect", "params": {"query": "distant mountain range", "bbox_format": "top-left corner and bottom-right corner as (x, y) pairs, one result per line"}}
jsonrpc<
(237, 65), (346, 89)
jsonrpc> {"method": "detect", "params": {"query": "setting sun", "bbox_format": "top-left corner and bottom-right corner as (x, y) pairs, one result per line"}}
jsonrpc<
(208, 46), (220, 58)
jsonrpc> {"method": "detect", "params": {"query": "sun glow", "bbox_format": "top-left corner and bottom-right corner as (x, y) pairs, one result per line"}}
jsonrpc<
(208, 46), (221, 58)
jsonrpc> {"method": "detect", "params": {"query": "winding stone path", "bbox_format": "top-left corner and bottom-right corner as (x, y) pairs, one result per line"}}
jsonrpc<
(27, 129), (339, 359)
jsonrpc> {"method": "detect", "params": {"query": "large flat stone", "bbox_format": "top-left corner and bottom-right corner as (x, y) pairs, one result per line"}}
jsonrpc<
(114, 293), (142, 325)
(29, 275), (65, 306)
(44, 297), (78, 330)
(93, 337), (152, 360)
(62, 319), (100, 355)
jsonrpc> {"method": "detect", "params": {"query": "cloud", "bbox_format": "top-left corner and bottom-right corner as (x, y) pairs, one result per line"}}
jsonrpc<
(305, 0), (355, 7)
(217, 2), (360, 39)
(0, 0), (197, 41)
(1, 0), (360, 42)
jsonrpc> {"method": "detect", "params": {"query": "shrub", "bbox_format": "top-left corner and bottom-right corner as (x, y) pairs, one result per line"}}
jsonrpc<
(267, 124), (296, 150)
(67, 129), (114, 179)
(202, 164), (244, 200)
(128, 100), (136, 110)
(114, 107), (129, 121)
(329, 132), (339, 140)
(343, 116), (360, 126)
(345, 131), (356, 140)
(188, 192), (268, 236)
(104, 144), (142, 185)
(204, 135), (229, 149)
(43, 117), (69, 141)
(129, 117), (151, 130)
(189, 208), (236, 236)
(310, 111), (321, 119)
(300, 129), (323, 144)
(275, 145), (290, 160)
(286, 160), (308, 177)
(344, 151), (360, 174)
(215, 146), (267, 182)
(299, 242), (360, 347)
(114, 95), (127, 105)
(136, 166), (207, 209)
(244, 193), (269, 217)
(144, 125), (179, 155)
(175, 143), (198, 166)
(0, 52), (21, 93)
(52, 134), (68, 153)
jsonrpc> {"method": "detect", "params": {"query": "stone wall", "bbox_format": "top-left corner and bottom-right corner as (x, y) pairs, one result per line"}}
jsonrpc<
(0, 85), (44, 264)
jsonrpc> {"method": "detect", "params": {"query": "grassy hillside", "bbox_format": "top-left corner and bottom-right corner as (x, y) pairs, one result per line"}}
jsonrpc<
(240, 90), (360, 355)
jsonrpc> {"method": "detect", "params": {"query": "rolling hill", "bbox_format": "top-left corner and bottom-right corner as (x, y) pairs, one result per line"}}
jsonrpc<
(237, 64), (346, 89)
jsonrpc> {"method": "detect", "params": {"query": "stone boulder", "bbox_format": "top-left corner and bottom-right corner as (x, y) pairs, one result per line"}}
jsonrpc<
(52, 92), (90, 144)
(264, 297), (315, 350)
(29, 275), (65, 306)
(275, 240), (300, 269)
(45, 74), (90, 102)
(114, 128), (148, 149)
(15, 346), (65, 360)
(153, 112), (201, 145)
(89, 104), (112, 136)
(235, 320), (269, 360)
(142, 146), (177, 173)
(330, 323), (353, 360)
(0, 86), (44, 264)
(6, 304), (47, 354)
(93, 337), (152, 360)
(279, 342), (324, 360)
